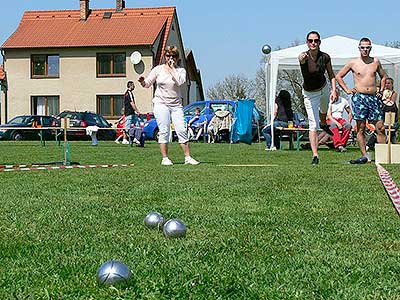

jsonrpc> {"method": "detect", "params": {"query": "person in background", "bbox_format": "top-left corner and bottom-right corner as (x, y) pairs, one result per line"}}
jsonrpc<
(207, 109), (233, 143)
(381, 77), (399, 143)
(262, 90), (293, 150)
(298, 31), (338, 165)
(114, 113), (126, 144)
(138, 45), (199, 165)
(326, 92), (353, 152)
(188, 107), (207, 141)
(123, 81), (140, 145)
(300, 131), (334, 150)
(336, 37), (387, 164)
(366, 78), (399, 149)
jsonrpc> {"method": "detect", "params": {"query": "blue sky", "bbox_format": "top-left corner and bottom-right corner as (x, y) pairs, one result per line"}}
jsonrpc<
(1, 0), (399, 92)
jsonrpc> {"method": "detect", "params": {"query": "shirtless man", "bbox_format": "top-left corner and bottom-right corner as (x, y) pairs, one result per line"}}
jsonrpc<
(336, 37), (387, 164)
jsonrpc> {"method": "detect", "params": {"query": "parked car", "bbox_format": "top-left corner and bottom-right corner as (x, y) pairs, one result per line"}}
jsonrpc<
(0, 115), (57, 141)
(54, 111), (115, 140)
(293, 111), (308, 128)
(143, 100), (264, 140)
(137, 113), (155, 127)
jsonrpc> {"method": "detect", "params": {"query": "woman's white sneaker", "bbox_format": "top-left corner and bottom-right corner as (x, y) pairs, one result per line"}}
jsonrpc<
(161, 157), (173, 166)
(184, 156), (200, 165)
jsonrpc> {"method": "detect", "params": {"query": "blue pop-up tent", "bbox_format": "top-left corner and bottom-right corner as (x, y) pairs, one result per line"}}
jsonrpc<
(231, 99), (256, 145)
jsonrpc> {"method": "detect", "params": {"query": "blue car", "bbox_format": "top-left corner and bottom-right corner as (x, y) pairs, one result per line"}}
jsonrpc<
(143, 100), (264, 140)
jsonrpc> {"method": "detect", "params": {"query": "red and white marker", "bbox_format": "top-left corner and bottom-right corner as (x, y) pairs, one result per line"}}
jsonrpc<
(0, 163), (134, 172)
(376, 163), (400, 215)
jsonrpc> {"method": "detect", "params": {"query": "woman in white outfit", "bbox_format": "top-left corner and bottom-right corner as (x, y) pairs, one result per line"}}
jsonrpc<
(138, 45), (199, 166)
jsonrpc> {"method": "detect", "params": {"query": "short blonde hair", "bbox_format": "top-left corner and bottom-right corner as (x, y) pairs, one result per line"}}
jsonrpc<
(164, 45), (179, 59)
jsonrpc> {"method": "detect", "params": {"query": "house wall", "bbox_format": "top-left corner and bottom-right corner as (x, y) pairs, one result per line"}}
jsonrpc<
(165, 16), (190, 107)
(1, 18), (196, 124)
(1, 46), (156, 123)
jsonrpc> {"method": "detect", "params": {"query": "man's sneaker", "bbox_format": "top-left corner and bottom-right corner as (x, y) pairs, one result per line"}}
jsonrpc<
(184, 156), (200, 165)
(338, 146), (347, 152)
(122, 139), (129, 145)
(311, 156), (319, 165)
(133, 138), (141, 145)
(349, 157), (368, 164)
(366, 152), (371, 163)
(161, 157), (173, 166)
(320, 124), (334, 136)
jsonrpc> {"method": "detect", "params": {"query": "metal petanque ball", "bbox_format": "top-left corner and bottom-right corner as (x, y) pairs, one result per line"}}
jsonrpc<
(144, 212), (165, 229)
(96, 260), (132, 287)
(163, 219), (187, 238)
(262, 44), (272, 55)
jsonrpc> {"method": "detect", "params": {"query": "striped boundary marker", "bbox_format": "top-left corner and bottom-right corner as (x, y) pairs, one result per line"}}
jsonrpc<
(376, 163), (400, 216)
(0, 163), (134, 172)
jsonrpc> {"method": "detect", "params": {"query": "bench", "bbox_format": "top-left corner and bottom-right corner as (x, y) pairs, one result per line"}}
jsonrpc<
(276, 127), (321, 151)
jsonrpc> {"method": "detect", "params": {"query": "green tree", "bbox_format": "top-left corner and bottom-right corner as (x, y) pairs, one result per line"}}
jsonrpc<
(255, 40), (306, 117)
(206, 74), (255, 100)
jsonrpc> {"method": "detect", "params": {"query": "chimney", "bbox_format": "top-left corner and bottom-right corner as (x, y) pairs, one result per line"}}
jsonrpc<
(116, 0), (125, 12)
(80, 0), (90, 21)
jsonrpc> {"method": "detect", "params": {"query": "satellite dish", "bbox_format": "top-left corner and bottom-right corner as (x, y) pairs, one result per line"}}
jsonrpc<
(130, 51), (142, 65)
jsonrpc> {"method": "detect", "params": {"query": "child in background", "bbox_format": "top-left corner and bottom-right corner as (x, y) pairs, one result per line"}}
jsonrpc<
(114, 114), (126, 144)
(187, 107), (207, 141)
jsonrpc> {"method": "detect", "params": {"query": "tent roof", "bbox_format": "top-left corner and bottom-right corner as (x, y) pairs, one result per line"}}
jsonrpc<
(264, 35), (400, 145)
(271, 35), (400, 68)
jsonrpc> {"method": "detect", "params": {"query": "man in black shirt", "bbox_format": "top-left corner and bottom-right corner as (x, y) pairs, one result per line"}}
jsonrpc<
(123, 81), (140, 144)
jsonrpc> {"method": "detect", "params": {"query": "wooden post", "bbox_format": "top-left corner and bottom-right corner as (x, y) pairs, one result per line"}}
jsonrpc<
(385, 112), (394, 164)
(63, 118), (68, 165)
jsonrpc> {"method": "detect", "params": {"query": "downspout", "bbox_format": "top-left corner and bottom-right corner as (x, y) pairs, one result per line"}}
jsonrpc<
(186, 77), (191, 105)
(150, 45), (156, 98)
(1, 48), (7, 124)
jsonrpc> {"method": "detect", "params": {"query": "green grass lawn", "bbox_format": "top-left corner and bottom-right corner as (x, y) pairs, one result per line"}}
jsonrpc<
(0, 140), (399, 299)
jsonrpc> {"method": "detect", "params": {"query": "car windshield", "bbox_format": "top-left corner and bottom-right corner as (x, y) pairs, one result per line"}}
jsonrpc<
(184, 103), (206, 117)
(58, 112), (84, 120)
(91, 114), (109, 127)
(8, 116), (31, 125)
(210, 103), (234, 114)
(41, 117), (54, 127)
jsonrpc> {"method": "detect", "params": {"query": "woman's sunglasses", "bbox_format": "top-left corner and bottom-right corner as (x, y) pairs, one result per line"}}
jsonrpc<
(307, 39), (320, 44)
(166, 54), (177, 58)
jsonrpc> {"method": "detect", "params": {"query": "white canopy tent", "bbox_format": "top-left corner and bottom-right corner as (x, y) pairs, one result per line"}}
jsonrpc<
(265, 35), (400, 130)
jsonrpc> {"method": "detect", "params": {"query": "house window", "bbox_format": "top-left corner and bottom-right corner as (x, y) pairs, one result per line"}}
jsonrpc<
(31, 96), (60, 116)
(97, 95), (124, 117)
(97, 53), (126, 77)
(31, 55), (59, 78)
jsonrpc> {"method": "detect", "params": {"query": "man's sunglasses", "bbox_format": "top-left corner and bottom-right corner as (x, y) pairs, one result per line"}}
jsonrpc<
(307, 39), (320, 44)
(165, 54), (177, 58)
(358, 46), (372, 50)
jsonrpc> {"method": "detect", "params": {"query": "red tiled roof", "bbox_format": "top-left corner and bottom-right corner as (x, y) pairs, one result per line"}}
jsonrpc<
(2, 7), (175, 49)
(0, 65), (5, 81)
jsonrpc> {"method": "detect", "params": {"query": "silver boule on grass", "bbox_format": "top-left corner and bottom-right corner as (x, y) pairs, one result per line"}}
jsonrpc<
(96, 260), (132, 287)
(163, 219), (187, 238)
(144, 212), (165, 229)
